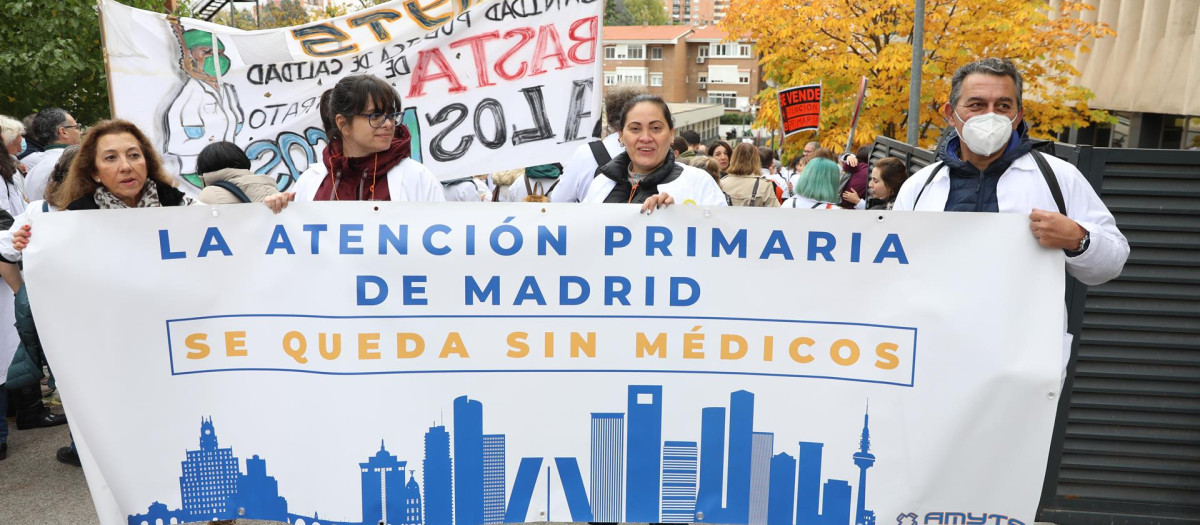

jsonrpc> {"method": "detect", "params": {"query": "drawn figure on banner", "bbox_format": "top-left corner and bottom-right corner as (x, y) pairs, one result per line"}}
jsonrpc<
(165, 17), (246, 188)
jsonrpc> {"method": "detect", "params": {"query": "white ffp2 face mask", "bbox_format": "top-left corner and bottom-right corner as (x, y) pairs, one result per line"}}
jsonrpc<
(955, 111), (1018, 157)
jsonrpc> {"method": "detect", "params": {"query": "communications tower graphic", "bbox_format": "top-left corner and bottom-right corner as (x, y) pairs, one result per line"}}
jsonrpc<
(852, 405), (876, 525)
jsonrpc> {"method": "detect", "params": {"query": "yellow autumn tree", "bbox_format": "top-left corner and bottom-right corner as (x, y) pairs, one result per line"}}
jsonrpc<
(721, 0), (1114, 155)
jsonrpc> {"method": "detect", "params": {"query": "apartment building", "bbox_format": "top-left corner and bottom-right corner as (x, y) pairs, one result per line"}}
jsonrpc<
(660, 0), (731, 25)
(602, 25), (763, 114)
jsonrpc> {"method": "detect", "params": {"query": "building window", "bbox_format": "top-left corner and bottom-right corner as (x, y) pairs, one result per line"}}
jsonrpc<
(615, 67), (648, 85)
(604, 72), (616, 86)
(604, 46), (615, 60)
(650, 47), (663, 60)
(739, 44), (751, 57)
(627, 45), (645, 60)
(698, 74), (707, 83)
(707, 91), (737, 109)
(698, 46), (708, 58)
(738, 71), (750, 84)
(651, 73), (663, 86)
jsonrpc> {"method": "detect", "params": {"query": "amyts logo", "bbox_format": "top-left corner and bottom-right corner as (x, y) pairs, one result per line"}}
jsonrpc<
(897, 511), (1028, 525)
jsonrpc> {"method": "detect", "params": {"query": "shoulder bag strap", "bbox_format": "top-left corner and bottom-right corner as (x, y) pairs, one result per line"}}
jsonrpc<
(1030, 151), (1067, 216)
(912, 162), (946, 209)
(589, 140), (612, 167)
(211, 181), (252, 203)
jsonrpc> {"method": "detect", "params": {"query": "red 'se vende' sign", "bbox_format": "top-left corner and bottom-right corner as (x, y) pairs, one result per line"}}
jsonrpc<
(778, 84), (822, 136)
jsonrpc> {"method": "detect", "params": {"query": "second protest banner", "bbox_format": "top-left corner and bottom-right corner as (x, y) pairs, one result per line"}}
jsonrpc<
(100, 0), (603, 192)
(26, 203), (1064, 525)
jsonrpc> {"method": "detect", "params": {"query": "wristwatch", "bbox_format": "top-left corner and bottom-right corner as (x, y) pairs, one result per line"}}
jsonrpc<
(1066, 229), (1090, 257)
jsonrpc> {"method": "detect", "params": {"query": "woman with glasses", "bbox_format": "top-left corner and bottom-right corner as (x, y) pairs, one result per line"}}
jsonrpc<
(274, 75), (443, 207)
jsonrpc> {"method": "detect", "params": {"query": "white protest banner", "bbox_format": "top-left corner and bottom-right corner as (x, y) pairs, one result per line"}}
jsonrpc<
(100, 0), (603, 192)
(26, 204), (1064, 525)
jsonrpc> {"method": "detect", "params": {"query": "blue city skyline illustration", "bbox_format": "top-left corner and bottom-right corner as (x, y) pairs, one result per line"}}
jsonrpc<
(129, 387), (876, 525)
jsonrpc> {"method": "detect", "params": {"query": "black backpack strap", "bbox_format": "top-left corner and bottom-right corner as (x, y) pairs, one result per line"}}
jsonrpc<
(1030, 151), (1066, 216)
(524, 175), (534, 197)
(589, 140), (612, 167)
(210, 181), (252, 203)
(912, 162), (946, 209)
(544, 178), (560, 196)
(750, 177), (761, 204)
(811, 202), (823, 209)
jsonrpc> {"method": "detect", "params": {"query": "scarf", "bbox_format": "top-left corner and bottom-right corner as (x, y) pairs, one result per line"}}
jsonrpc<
(315, 126), (412, 201)
(93, 180), (196, 209)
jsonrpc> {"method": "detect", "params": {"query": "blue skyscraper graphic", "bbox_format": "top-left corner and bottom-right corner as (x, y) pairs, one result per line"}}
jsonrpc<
(130, 388), (878, 525)
(590, 413), (625, 522)
(556, 457), (594, 521)
(852, 408), (875, 525)
(505, 457), (544, 523)
(454, 396), (484, 525)
(626, 385), (663, 522)
(230, 454), (288, 522)
(821, 480), (852, 525)
(179, 417), (241, 521)
(660, 441), (699, 523)
(748, 432), (774, 525)
(360, 441), (408, 525)
(483, 434), (507, 524)
(795, 442), (824, 525)
(424, 425), (453, 525)
(405, 472), (424, 525)
(767, 453), (796, 525)
(726, 390), (755, 524)
(696, 406), (727, 522)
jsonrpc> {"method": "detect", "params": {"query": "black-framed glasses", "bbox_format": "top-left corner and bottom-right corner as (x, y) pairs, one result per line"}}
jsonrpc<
(62, 124), (82, 131)
(357, 111), (402, 128)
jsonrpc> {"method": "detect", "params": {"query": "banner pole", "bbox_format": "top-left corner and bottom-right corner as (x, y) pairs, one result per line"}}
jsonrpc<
(844, 76), (868, 153)
(98, 0), (117, 119)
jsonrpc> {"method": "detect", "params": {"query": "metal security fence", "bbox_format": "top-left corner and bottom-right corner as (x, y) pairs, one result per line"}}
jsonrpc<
(1037, 146), (1200, 525)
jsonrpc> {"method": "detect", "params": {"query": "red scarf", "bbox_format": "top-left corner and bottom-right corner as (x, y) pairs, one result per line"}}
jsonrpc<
(315, 126), (412, 201)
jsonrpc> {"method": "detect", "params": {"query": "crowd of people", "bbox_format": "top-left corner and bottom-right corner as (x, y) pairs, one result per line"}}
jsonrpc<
(0, 58), (1129, 466)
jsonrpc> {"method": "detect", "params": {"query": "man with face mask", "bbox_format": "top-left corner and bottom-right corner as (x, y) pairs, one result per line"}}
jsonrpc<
(893, 58), (1129, 377)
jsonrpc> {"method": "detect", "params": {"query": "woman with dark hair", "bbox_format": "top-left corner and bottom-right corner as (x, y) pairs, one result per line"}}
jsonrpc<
(707, 140), (732, 174)
(582, 95), (726, 211)
(14, 120), (197, 250)
(48, 119), (195, 210)
(280, 74), (443, 205)
(196, 141), (280, 204)
(842, 156), (909, 210)
(719, 143), (778, 207)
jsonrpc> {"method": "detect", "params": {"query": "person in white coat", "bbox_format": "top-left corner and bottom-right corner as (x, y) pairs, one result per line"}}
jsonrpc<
(553, 85), (649, 203)
(892, 58), (1129, 377)
(583, 95), (727, 211)
(268, 75), (444, 210)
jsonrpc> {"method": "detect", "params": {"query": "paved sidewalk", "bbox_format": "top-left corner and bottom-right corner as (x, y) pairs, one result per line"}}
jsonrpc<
(0, 415), (97, 524)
